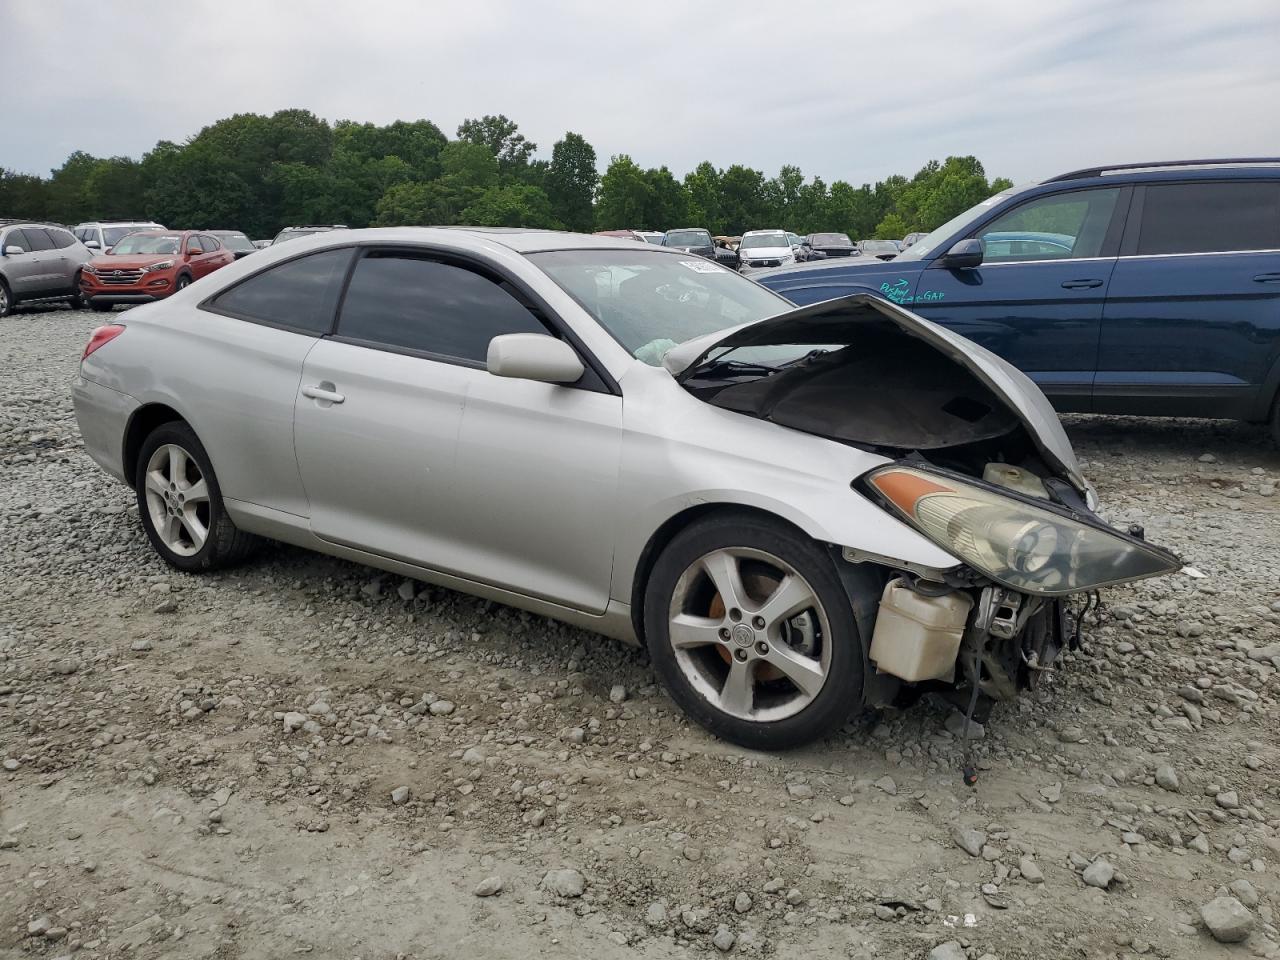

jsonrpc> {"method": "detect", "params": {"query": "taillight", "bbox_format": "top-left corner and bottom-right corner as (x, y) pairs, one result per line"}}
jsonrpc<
(82, 323), (125, 361)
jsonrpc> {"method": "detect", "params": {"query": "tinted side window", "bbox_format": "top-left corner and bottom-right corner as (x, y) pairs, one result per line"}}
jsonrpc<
(977, 188), (1120, 262)
(48, 228), (76, 249)
(3, 230), (30, 253)
(201, 234), (220, 250)
(1137, 182), (1280, 255)
(22, 228), (56, 252)
(336, 252), (547, 363)
(208, 248), (353, 334)
(186, 236), (204, 254)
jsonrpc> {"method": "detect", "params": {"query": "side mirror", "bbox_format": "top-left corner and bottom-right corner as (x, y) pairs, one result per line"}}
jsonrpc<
(487, 333), (584, 384)
(938, 238), (984, 269)
(3, 245), (23, 256)
(84, 239), (100, 249)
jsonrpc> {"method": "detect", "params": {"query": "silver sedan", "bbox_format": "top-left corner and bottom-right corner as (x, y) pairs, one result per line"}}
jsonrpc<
(72, 228), (1180, 749)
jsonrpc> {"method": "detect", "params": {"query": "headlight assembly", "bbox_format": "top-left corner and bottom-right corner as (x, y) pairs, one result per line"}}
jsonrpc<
(143, 260), (176, 273)
(864, 465), (1180, 595)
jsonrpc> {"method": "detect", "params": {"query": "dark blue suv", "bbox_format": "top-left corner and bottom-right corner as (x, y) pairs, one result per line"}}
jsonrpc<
(759, 159), (1280, 441)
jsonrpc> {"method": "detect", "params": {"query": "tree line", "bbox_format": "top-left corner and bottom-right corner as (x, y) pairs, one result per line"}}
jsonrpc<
(0, 109), (1013, 240)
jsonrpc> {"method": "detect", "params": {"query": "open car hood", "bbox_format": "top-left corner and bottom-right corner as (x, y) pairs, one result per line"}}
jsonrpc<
(663, 293), (1086, 491)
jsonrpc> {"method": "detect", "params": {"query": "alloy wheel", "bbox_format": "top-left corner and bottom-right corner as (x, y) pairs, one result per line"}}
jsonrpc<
(143, 443), (210, 556)
(667, 547), (831, 722)
(0, 285), (9, 316)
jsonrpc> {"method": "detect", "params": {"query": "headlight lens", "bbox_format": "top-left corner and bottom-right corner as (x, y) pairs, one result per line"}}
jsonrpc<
(82, 263), (97, 275)
(143, 260), (176, 273)
(865, 465), (1179, 595)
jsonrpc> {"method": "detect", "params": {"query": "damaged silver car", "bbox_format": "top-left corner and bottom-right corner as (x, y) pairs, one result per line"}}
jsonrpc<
(71, 228), (1181, 750)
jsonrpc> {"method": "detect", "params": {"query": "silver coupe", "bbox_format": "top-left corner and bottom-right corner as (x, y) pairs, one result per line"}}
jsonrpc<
(72, 228), (1180, 748)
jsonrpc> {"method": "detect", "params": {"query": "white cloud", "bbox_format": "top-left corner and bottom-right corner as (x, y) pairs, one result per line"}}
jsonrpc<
(4, 0), (1278, 185)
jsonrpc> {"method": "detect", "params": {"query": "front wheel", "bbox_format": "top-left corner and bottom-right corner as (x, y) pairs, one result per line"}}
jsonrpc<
(175, 274), (191, 291)
(67, 272), (85, 309)
(135, 421), (259, 572)
(643, 512), (865, 750)
(0, 281), (12, 317)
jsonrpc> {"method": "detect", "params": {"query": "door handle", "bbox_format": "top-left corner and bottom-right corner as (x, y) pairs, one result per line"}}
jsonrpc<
(301, 385), (345, 404)
(1253, 273), (1280, 283)
(1060, 279), (1103, 289)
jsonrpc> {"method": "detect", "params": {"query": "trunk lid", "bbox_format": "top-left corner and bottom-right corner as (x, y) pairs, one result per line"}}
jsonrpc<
(664, 293), (1086, 491)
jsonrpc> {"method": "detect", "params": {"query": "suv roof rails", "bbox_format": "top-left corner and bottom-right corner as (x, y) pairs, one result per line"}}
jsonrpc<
(1047, 158), (1280, 182)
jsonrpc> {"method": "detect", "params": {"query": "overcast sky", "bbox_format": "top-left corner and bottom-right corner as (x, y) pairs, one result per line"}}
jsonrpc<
(4, 0), (1279, 187)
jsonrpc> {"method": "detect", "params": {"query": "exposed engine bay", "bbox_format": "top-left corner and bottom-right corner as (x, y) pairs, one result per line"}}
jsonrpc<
(671, 294), (1180, 720)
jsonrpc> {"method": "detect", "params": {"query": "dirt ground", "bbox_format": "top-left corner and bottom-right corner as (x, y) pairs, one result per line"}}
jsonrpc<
(2, 309), (1279, 959)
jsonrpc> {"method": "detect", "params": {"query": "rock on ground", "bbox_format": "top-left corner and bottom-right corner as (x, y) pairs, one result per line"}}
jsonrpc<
(1200, 896), (1254, 943)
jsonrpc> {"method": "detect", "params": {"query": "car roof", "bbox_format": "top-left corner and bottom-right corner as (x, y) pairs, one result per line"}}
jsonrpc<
(743, 229), (787, 236)
(79, 220), (162, 226)
(267, 226), (683, 255)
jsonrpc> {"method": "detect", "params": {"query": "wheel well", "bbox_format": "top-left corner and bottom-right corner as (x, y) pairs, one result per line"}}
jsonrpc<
(122, 404), (185, 486)
(628, 503), (813, 641)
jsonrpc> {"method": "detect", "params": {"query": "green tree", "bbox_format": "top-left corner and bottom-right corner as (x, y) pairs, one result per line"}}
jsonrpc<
(595, 155), (651, 230)
(461, 183), (561, 228)
(0, 169), (49, 220)
(683, 162), (723, 233)
(873, 212), (911, 239)
(457, 114), (536, 173)
(644, 166), (689, 230)
(545, 132), (598, 232)
(718, 165), (768, 235)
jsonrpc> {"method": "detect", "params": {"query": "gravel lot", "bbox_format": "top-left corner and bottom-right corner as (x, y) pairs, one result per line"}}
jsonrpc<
(3, 307), (1279, 960)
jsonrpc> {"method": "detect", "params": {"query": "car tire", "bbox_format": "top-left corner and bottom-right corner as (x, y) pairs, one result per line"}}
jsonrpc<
(67, 272), (85, 309)
(90, 302), (113, 313)
(1271, 393), (1280, 448)
(0, 280), (11, 317)
(135, 421), (259, 572)
(643, 511), (865, 750)
(176, 274), (191, 291)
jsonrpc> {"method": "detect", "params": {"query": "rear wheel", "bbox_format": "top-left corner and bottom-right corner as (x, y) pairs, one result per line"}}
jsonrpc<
(135, 421), (259, 572)
(644, 512), (865, 750)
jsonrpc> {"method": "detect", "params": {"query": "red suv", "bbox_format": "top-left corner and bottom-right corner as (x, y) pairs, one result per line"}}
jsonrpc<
(81, 230), (235, 311)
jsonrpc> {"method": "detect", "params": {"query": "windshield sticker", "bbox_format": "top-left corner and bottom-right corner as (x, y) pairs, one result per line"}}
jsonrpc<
(679, 259), (724, 274)
(880, 279), (945, 305)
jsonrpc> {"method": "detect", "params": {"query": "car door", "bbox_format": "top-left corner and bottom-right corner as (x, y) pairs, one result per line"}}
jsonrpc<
(44, 227), (83, 290)
(1, 228), (41, 295)
(196, 246), (355, 516)
(912, 186), (1128, 412)
(18, 228), (66, 294)
(1096, 179), (1280, 418)
(293, 247), (623, 614)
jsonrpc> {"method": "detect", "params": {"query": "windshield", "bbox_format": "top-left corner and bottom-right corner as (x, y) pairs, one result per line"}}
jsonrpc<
(664, 230), (710, 247)
(860, 240), (898, 253)
(811, 233), (853, 246)
(893, 188), (1023, 261)
(215, 233), (255, 252)
(529, 250), (790, 365)
(740, 233), (789, 250)
(641, 234), (664, 244)
(104, 226), (153, 247)
(111, 233), (181, 255)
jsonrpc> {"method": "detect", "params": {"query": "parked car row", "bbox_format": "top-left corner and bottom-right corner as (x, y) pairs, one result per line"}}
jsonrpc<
(0, 218), (342, 316)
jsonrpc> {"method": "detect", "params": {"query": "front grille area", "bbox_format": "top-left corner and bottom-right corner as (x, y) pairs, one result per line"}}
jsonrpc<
(99, 269), (144, 285)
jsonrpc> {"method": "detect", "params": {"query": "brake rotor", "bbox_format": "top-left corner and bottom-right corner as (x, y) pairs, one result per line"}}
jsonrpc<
(709, 571), (790, 681)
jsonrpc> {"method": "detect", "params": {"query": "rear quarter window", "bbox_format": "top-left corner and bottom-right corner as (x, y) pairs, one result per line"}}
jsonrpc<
(206, 248), (354, 334)
(1137, 182), (1280, 255)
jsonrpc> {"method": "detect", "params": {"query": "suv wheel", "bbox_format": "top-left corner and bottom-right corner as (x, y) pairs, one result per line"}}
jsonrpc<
(0, 280), (11, 318)
(643, 512), (865, 750)
(67, 272), (85, 310)
(175, 274), (191, 291)
(135, 421), (259, 572)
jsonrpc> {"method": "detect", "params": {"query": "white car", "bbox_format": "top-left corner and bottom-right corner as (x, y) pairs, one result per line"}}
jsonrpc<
(738, 230), (797, 273)
(73, 220), (166, 254)
(71, 228), (1179, 749)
